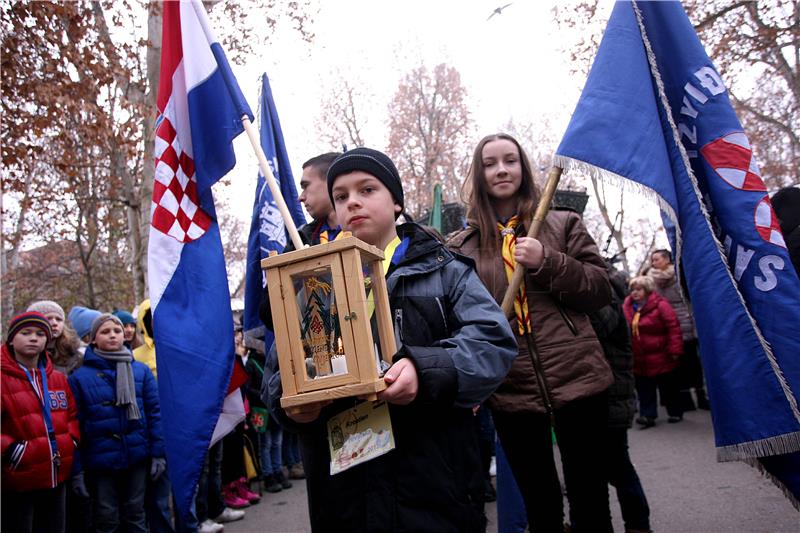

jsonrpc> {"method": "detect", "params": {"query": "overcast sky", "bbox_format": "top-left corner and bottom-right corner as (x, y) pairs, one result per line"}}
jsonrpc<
(218, 0), (617, 218)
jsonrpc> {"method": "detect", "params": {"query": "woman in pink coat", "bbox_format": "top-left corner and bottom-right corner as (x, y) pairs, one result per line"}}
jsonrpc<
(623, 276), (684, 428)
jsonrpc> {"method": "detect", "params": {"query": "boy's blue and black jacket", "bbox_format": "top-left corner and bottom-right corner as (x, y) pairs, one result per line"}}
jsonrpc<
(68, 346), (165, 472)
(263, 222), (517, 533)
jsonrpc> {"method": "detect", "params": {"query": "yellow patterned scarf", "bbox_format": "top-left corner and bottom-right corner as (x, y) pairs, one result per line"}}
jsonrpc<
(498, 215), (531, 335)
(631, 305), (642, 339)
(319, 228), (344, 244)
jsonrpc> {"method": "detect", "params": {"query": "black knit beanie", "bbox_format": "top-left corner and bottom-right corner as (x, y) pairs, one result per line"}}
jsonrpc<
(327, 148), (404, 217)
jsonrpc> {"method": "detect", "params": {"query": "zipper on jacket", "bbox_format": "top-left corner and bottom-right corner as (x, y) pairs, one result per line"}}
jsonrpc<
(434, 297), (448, 332)
(555, 304), (579, 336)
(522, 328), (556, 428)
(42, 414), (57, 488)
(394, 308), (404, 347)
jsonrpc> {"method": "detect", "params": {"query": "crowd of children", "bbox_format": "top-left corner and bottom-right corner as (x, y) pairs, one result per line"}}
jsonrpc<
(1, 300), (305, 533)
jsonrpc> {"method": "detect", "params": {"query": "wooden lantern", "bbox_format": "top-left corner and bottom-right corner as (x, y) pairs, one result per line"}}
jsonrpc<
(261, 235), (397, 413)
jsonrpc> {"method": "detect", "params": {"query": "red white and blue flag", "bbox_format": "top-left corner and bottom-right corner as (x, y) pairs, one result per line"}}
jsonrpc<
(555, 0), (800, 508)
(149, 0), (253, 521)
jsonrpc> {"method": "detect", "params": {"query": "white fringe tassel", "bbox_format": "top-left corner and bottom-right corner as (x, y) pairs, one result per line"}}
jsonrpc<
(717, 432), (800, 462)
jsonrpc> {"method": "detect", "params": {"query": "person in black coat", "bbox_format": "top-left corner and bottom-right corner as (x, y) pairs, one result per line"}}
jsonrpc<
(772, 186), (800, 276)
(585, 264), (652, 533)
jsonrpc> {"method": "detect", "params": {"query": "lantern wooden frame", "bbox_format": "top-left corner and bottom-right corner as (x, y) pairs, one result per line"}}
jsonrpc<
(261, 236), (397, 413)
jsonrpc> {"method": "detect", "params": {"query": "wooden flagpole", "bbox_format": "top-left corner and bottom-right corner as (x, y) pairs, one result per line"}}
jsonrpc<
(500, 166), (564, 318)
(240, 116), (305, 252)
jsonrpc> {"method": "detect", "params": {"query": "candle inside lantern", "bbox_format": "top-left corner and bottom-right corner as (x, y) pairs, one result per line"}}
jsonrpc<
(331, 354), (347, 375)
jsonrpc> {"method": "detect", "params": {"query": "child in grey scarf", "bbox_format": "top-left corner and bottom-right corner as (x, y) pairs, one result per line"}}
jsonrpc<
(90, 314), (141, 420)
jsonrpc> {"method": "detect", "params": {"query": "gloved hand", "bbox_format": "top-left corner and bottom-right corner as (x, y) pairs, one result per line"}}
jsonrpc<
(150, 457), (167, 481)
(71, 472), (90, 499)
(4, 440), (27, 469)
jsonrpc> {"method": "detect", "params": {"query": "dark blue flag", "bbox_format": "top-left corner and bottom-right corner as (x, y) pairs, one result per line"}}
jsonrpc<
(555, 0), (800, 508)
(243, 73), (306, 354)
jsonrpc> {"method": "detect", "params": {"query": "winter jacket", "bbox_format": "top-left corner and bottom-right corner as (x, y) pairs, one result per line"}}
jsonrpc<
(133, 299), (157, 377)
(622, 292), (683, 377)
(244, 349), (267, 409)
(265, 222), (517, 532)
(785, 224), (800, 277)
(68, 345), (165, 472)
(589, 267), (636, 429)
(648, 265), (696, 341)
(1, 345), (80, 491)
(448, 209), (613, 415)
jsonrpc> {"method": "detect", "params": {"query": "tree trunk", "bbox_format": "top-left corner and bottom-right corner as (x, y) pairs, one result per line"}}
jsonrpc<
(141, 0), (163, 297)
(590, 176), (630, 274)
(0, 171), (34, 330)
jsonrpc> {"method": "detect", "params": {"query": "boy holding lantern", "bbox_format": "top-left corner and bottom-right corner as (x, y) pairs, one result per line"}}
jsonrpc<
(263, 147), (517, 532)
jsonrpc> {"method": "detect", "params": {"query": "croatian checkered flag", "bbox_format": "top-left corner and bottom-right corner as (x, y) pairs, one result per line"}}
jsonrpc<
(148, 0), (253, 522)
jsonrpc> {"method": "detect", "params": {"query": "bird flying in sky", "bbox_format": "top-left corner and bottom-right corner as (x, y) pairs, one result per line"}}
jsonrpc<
(487, 3), (513, 21)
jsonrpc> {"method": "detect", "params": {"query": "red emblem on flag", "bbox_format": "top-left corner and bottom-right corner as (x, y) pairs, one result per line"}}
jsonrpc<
(700, 132), (767, 192)
(754, 196), (786, 248)
(152, 117), (212, 243)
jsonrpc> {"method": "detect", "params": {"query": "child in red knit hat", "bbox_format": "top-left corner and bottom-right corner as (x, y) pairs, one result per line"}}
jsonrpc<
(1, 311), (80, 533)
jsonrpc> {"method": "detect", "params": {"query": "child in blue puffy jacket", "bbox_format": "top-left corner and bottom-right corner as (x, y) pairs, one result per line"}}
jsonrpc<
(68, 313), (165, 533)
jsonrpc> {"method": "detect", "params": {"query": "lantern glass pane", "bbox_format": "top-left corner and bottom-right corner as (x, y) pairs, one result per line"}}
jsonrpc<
(367, 262), (391, 377)
(291, 268), (349, 380)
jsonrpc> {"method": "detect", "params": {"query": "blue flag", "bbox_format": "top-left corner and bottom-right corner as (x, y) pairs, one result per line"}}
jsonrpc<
(243, 73), (306, 353)
(149, 0), (254, 522)
(555, 0), (800, 508)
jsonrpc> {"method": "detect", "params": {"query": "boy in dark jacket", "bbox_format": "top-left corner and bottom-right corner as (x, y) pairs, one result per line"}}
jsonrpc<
(264, 148), (518, 532)
(2, 311), (80, 533)
(68, 314), (165, 533)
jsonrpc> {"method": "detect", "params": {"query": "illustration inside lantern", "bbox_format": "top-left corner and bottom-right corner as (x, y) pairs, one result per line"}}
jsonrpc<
(291, 268), (349, 380)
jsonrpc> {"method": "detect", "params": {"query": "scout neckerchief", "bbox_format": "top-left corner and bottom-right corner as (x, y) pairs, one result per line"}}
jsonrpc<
(318, 223), (343, 244)
(631, 301), (642, 339)
(366, 235), (409, 318)
(19, 356), (60, 471)
(498, 215), (531, 335)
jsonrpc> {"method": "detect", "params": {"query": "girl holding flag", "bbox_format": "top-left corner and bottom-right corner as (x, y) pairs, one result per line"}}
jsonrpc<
(448, 133), (615, 531)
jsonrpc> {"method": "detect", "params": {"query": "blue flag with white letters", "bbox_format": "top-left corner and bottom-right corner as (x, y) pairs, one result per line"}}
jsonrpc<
(243, 73), (306, 353)
(555, 0), (800, 508)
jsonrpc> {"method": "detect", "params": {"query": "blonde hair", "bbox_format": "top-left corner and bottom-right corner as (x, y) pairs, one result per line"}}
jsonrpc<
(629, 276), (655, 294)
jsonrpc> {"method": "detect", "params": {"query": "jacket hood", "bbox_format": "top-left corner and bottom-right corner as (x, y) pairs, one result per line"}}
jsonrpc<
(136, 299), (154, 349)
(394, 222), (455, 275)
(1, 343), (53, 379)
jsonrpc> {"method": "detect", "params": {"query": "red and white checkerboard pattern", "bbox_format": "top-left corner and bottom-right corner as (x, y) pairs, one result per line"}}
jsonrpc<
(700, 132), (766, 192)
(152, 118), (211, 243)
(754, 196), (786, 248)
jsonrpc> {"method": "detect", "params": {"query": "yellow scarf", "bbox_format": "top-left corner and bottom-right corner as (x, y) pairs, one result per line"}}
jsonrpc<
(631, 308), (642, 339)
(498, 216), (531, 335)
(366, 236), (401, 319)
(319, 228), (345, 244)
